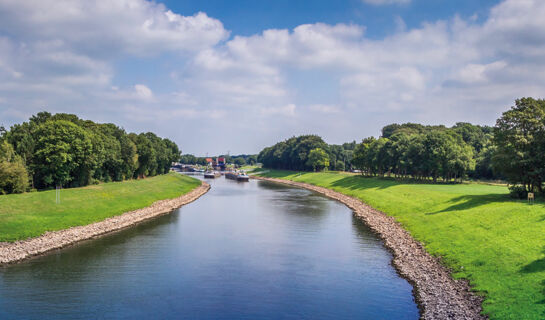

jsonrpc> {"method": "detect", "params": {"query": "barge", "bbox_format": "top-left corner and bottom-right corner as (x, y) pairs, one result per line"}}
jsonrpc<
(204, 171), (221, 179)
(225, 171), (250, 182)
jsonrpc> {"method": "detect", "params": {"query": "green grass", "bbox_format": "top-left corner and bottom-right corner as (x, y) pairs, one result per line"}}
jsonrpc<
(255, 169), (545, 319)
(0, 173), (201, 242)
(239, 165), (260, 172)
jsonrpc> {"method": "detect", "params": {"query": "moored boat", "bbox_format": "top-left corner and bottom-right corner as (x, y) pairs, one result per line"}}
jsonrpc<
(236, 172), (250, 182)
(225, 171), (249, 182)
(204, 171), (221, 179)
(204, 171), (216, 179)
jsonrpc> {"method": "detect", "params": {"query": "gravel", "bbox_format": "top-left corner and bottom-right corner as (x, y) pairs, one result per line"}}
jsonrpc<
(0, 182), (210, 265)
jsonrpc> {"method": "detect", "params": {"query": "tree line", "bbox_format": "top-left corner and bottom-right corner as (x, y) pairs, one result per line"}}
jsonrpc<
(258, 98), (545, 198)
(351, 122), (490, 183)
(257, 135), (353, 172)
(0, 112), (181, 194)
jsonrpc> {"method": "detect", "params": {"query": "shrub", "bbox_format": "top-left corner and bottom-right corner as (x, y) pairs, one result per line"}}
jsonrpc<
(508, 185), (528, 199)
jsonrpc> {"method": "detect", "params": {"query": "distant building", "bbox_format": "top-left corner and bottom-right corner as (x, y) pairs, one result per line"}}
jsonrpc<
(216, 157), (226, 171)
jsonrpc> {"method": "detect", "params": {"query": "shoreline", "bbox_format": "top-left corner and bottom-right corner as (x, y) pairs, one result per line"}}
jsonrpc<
(252, 176), (485, 320)
(0, 181), (210, 265)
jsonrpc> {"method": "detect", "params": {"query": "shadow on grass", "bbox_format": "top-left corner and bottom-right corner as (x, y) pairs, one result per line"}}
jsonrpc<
(329, 175), (398, 191)
(521, 248), (545, 274)
(425, 194), (512, 215)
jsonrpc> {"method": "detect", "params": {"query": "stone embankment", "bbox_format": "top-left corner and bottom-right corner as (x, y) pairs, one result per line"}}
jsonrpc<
(0, 181), (210, 265)
(253, 176), (485, 320)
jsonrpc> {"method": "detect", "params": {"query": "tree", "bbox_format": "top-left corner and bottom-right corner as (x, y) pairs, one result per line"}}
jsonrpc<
(0, 141), (29, 194)
(306, 148), (329, 172)
(258, 135), (328, 171)
(233, 157), (246, 166)
(335, 160), (345, 171)
(493, 97), (545, 194)
(32, 120), (94, 188)
(352, 137), (375, 174)
(130, 133), (156, 178)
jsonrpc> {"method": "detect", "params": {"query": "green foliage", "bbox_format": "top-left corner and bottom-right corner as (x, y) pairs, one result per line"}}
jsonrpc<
(258, 135), (349, 171)
(0, 141), (29, 194)
(0, 173), (200, 241)
(256, 169), (545, 319)
(306, 148), (329, 171)
(32, 120), (94, 187)
(0, 161), (29, 194)
(233, 157), (246, 166)
(493, 97), (545, 194)
(335, 160), (345, 171)
(508, 185), (528, 199)
(259, 120), (494, 181)
(352, 126), (477, 182)
(2, 112), (182, 193)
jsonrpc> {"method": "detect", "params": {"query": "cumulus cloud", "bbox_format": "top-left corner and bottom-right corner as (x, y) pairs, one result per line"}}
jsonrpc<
(1, 0), (545, 154)
(0, 0), (228, 56)
(134, 84), (153, 100)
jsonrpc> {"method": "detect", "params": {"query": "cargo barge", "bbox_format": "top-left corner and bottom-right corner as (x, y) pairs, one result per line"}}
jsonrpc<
(204, 171), (221, 179)
(225, 171), (250, 182)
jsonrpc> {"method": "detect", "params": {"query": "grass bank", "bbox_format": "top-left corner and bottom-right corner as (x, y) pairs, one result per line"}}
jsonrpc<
(254, 169), (544, 319)
(0, 173), (201, 242)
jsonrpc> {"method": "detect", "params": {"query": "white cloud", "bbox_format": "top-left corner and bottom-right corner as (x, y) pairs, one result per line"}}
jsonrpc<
(134, 84), (153, 100)
(2, 0), (545, 154)
(309, 104), (340, 114)
(0, 0), (228, 57)
(261, 104), (296, 117)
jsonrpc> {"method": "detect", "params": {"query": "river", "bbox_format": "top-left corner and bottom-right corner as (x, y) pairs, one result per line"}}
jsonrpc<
(0, 175), (419, 319)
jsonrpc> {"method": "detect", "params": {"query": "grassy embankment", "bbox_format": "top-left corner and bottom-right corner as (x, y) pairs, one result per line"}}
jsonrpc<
(239, 165), (260, 172)
(254, 169), (545, 319)
(0, 173), (201, 242)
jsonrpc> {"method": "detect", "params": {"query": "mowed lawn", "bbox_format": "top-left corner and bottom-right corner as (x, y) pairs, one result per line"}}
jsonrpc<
(256, 169), (545, 319)
(0, 173), (201, 242)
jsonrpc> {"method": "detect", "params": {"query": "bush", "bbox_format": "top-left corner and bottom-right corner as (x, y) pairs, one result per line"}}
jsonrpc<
(0, 161), (29, 194)
(509, 185), (528, 199)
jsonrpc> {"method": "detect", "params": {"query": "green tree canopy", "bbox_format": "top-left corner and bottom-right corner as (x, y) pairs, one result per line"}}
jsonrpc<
(306, 148), (330, 171)
(493, 97), (545, 193)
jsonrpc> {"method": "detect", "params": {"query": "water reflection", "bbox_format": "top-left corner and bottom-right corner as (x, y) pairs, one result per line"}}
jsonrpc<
(0, 175), (419, 320)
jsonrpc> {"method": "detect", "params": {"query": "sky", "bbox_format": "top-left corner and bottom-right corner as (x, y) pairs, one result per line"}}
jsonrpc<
(0, 0), (544, 155)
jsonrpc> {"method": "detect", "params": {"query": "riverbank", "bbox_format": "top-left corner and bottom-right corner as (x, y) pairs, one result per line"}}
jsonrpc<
(0, 173), (202, 242)
(252, 174), (486, 319)
(0, 175), (209, 264)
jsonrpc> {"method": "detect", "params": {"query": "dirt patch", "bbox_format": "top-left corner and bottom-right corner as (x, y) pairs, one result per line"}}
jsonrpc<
(0, 181), (210, 265)
(253, 176), (485, 320)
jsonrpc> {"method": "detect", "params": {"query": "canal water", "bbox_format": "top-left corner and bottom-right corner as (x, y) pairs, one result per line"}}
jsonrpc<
(0, 176), (419, 319)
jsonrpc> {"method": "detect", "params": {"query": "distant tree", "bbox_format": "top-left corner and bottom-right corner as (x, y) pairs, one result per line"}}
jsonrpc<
(233, 157), (246, 166)
(258, 135), (328, 171)
(473, 145), (497, 180)
(342, 140), (357, 150)
(493, 97), (545, 194)
(32, 120), (94, 188)
(352, 137), (375, 174)
(306, 148), (329, 172)
(381, 123), (401, 138)
(0, 141), (29, 194)
(335, 160), (345, 171)
(129, 133), (156, 178)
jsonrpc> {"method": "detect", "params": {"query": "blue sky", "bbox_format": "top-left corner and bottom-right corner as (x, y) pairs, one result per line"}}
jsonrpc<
(159, 0), (500, 38)
(1, 0), (543, 155)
